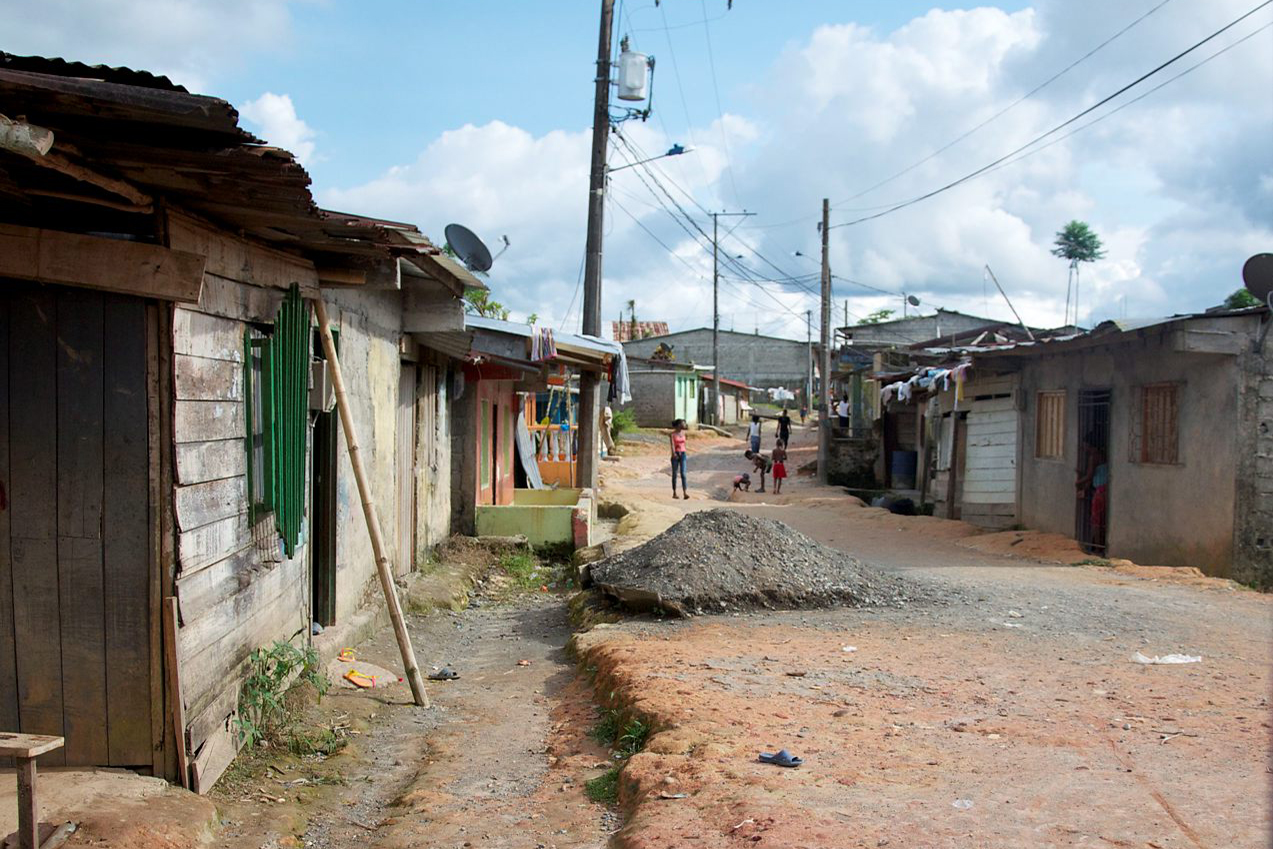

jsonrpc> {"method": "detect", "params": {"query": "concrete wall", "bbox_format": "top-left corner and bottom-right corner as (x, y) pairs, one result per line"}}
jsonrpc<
(622, 328), (807, 389)
(414, 353), (452, 560)
(841, 309), (997, 347)
(1232, 330), (1272, 588)
(1017, 333), (1241, 576)
(325, 288), (408, 623)
(621, 369), (677, 428)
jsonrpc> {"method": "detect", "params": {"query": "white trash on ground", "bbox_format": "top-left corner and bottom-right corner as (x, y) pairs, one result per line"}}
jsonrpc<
(1132, 652), (1202, 665)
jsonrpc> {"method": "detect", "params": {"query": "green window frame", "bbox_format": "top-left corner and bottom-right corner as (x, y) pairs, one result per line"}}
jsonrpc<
(244, 284), (311, 557)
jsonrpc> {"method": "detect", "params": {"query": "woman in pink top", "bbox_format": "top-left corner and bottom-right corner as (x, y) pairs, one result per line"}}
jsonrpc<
(669, 418), (689, 499)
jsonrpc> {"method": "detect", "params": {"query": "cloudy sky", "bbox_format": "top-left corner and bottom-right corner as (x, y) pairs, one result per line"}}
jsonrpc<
(5, 0), (1270, 339)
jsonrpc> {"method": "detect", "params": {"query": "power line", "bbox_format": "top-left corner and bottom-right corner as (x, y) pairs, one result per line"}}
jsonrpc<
(832, 0), (1180, 207)
(980, 19), (1273, 179)
(700, 0), (742, 206)
(829, 0), (1273, 229)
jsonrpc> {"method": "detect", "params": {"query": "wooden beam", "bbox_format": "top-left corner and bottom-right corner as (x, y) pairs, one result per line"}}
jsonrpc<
(12, 148), (152, 206)
(402, 283), (464, 333)
(165, 208), (318, 296)
(163, 598), (190, 789)
(317, 259), (400, 290)
(0, 223), (204, 303)
(316, 267), (366, 287)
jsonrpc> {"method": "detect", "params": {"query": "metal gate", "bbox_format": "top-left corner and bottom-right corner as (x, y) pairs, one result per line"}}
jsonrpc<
(1076, 389), (1111, 554)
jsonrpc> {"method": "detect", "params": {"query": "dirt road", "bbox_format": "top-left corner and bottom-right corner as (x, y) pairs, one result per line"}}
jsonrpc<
(580, 423), (1272, 848)
(208, 421), (1269, 848)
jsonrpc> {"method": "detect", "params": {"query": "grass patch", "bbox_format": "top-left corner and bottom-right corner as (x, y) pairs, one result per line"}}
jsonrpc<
(236, 640), (328, 749)
(499, 551), (542, 589)
(585, 767), (620, 804)
(286, 726), (347, 758)
(615, 717), (650, 758)
(588, 706), (622, 746)
(1075, 557), (1113, 567)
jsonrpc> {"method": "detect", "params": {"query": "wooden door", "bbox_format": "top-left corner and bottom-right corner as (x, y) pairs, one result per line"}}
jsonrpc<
(0, 284), (155, 767)
(395, 365), (417, 577)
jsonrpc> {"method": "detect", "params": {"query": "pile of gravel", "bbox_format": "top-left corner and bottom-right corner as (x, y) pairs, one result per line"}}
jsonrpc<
(590, 509), (922, 616)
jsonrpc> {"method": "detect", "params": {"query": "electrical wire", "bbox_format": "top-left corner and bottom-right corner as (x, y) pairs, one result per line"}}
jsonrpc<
(829, 0), (1273, 229)
(699, 0), (742, 206)
(833, 0), (1180, 207)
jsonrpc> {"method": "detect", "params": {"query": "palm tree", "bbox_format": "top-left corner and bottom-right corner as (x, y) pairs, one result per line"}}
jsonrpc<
(1051, 220), (1105, 327)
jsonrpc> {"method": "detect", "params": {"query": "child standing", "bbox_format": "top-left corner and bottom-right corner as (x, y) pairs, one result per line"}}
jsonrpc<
(771, 440), (788, 494)
(669, 418), (689, 500)
(748, 415), (762, 453)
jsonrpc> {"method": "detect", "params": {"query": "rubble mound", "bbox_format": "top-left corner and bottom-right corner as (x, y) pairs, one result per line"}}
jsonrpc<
(590, 509), (921, 616)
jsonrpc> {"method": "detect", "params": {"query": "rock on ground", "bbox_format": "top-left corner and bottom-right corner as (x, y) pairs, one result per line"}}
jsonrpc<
(590, 508), (921, 616)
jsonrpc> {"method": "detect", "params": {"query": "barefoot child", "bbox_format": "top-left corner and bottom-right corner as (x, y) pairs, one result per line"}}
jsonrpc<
(732, 472), (751, 492)
(772, 440), (788, 494)
(669, 418), (690, 500)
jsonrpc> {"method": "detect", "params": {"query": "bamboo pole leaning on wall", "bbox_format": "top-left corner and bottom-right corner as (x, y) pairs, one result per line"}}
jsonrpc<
(312, 295), (429, 707)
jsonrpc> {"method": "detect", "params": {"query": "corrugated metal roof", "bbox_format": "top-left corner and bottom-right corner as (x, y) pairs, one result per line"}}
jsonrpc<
(0, 55), (457, 272)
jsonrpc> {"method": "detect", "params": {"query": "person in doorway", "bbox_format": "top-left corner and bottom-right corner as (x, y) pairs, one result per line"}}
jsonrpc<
(669, 418), (690, 500)
(601, 404), (618, 456)
(777, 407), (792, 446)
(799, 403), (808, 425)
(744, 449), (773, 493)
(771, 439), (788, 494)
(1076, 431), (1109, 550)
(748, 414), (763, 453)
(836, 395), (850, 429)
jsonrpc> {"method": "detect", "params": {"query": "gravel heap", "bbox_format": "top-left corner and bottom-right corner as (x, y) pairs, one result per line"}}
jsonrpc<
(591, 509), (922, 616)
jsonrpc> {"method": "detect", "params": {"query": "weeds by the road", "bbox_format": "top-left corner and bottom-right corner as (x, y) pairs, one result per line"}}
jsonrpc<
(585, 768), (620, 804)
(498, 549), (575, 593)
(236, 640), (329, 748)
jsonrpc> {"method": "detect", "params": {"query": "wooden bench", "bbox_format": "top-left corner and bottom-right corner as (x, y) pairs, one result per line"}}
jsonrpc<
(0, 734), (63, 849)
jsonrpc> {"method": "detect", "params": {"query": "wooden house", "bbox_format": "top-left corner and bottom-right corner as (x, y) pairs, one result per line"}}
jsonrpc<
(0, 55), (478, 790)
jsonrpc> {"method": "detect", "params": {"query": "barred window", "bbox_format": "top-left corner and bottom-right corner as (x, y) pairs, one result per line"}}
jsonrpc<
(1035, 391), (1066, 459)
(1136, 383), (1179, 465)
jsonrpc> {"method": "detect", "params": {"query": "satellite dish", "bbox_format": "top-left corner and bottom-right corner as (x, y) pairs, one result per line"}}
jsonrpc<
(444, 223), (493, 273)
(1241, 253), (1273, 302)
(907, 295), (921, 307)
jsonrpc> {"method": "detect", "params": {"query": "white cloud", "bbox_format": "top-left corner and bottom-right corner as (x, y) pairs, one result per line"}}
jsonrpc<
(240, 92), (317, 165)
(0, 0), (299, 93)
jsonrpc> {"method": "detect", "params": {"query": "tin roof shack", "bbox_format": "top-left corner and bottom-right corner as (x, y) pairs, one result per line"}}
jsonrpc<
(421, 317), (616, 548)
(0, 55), (477, 790)
(621, 358), (701, 428)
(698, 374), (749, 425)
(978, 310), (1272, 582)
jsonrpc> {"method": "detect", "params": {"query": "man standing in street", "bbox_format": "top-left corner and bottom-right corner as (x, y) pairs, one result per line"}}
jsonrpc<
(777, 407), (792, 446)
(748, 414), (763, 453)
(836, 396), (850, 429)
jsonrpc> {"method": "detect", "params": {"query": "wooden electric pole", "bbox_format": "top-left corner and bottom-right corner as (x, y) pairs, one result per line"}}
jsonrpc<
(817, 198), (832, 483)
(711, 209), (753, 425)
(578, 0), (615, 490)
(805, 309), (813, 416)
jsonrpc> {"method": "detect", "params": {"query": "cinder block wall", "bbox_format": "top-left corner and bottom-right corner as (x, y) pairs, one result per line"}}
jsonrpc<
(623, 329), (807, 389)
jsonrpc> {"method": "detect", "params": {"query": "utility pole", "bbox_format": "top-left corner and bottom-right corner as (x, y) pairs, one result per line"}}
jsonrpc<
(710, 209), (753, 425)
(578, 0), (614, 490)
(817, 198), (832, 484)
(805, 309), (813, 415)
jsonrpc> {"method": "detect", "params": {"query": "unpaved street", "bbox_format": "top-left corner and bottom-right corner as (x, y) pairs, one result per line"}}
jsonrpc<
(213, 422), (1270, 849)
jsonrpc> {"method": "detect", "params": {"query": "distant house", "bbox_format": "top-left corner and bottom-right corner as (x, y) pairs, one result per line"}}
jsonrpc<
(874, 308), (1272, 585)
(839, 308), (1003, 350)
(698, 373), (750, 425)
(611, 320), (669, 342)
(622, 327), (808, 394)
(620, 358), (702, 428)
(976, 310), (1271, 584)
